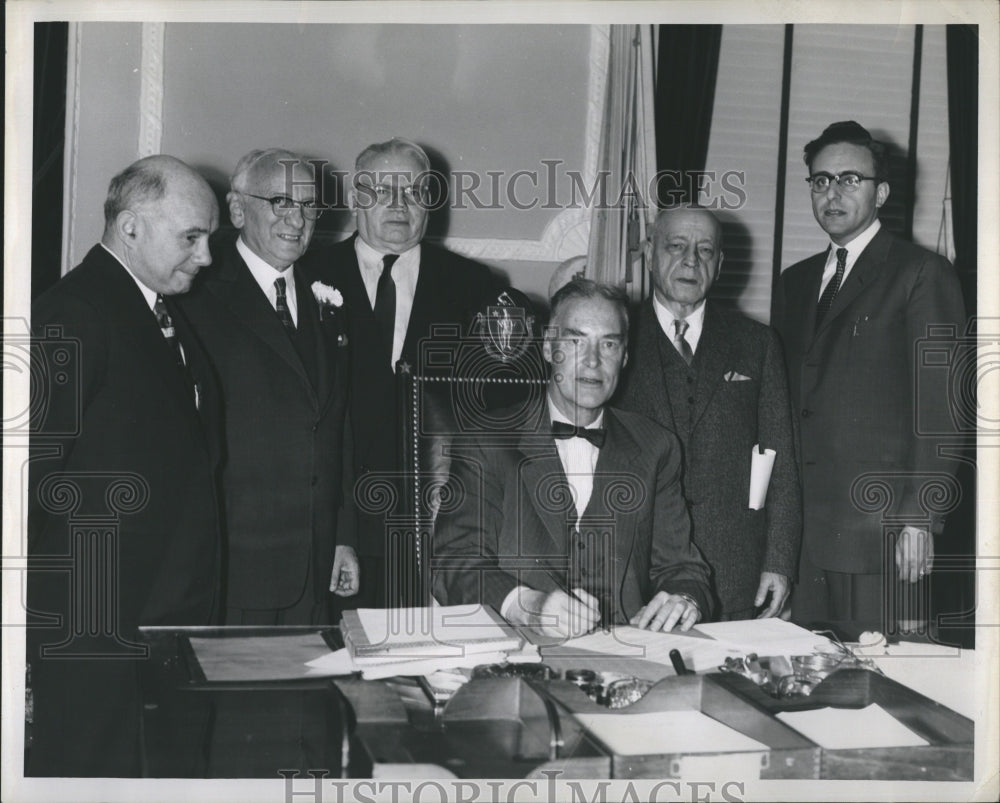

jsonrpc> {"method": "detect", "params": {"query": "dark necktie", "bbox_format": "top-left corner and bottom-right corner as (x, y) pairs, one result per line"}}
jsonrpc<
(274, 276), (295, 330)
(552, 421), (606, 448)
(374, 253), (400, 357)
(672, 319), (694, 365)
(155, 295), (199, 409)
(154, 295), (185, 367)
(816, 247), (848, 328)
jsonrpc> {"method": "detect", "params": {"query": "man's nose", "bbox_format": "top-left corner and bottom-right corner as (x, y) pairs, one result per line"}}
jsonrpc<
(193, 238), (212, 267)
(285, 205), (306, 227)
(582, 340), (600, 367)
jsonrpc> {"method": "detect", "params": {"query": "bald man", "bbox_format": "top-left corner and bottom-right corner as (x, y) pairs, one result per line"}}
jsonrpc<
(618, 206), (801, 620)
(28, 155), (222, 775)
(177, 149), (357, 627)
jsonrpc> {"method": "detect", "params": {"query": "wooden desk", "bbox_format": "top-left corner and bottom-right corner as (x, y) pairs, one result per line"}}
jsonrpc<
(137, 626), (974, 781)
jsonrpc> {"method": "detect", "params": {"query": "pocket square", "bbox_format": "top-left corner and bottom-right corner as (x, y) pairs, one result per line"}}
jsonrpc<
(724, 370), (752, 382)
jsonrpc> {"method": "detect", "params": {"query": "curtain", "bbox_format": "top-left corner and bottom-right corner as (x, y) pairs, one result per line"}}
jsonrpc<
(653, 25), (723, 205)
(586, 25), (657, 300)
(946, 25), (978, 315)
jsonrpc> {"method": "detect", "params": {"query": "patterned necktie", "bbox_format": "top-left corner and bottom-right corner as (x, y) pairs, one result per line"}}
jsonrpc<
(672, 319), (694, 365)
(551, 420), (606, 448)
(374, 253), (400, 357)
(816, 247), (848, 327)
(274, 276), (295, 330)
(154, 295), (185, 367)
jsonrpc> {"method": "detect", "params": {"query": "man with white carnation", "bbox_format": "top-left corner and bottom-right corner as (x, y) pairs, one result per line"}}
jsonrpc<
(177, 148), (358, 627)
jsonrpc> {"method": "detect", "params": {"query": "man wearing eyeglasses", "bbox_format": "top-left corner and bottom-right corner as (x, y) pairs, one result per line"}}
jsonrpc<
(308, 138), (499, 609)
(178, 148), (359, 628)
(772, 121), (966, 637)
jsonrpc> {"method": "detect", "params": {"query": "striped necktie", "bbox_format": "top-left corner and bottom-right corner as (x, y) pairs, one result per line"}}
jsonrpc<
(673, 319), (694, 365)
(154, 295), (185, 367)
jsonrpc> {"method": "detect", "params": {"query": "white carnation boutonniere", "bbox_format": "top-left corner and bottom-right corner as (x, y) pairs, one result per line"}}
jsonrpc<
(311, 281), (347, 343)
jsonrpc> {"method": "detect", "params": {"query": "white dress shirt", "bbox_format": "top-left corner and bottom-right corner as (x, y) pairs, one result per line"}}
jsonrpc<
(355, 236), (420, 368)
(499, 396), (605, 620)
(818, 219), (881, 300)
(652, 292), (707, 354)
(237, 237), (298, 326)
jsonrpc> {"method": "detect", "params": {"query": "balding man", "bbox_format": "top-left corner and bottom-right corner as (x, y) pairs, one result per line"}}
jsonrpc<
(28, 155), (222, 775)
(178, 149), (358, 626)
(618, 206), (801, 620)
(308, 138), (499, 608)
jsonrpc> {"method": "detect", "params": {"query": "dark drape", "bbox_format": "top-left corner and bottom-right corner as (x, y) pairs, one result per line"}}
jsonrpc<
(653, 25), (722, 205)
(946, 25), (978, 316)
(32, 22), (69, 299)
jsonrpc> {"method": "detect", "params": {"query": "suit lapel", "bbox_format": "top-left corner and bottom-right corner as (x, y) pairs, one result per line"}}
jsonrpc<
(205, 244), (314, 394)
(295, 267), (338, 409)
(400, 255), (436, 368)
(793, 251), (826, 352)
(517, 412), (576, 550)
(815, 228), (892, 339)
(634, 304), (679, 434)
(688, 303), (731, 433)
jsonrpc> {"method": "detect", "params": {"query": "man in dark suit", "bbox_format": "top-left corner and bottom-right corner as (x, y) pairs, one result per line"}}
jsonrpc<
(27, 155), (221, 776)
(308, 138), (498, 608)
(618, 206), (801, 620)
(772, 121), (966, 635)
(434, 279), (712, 636)
(178, 148), (358, 626)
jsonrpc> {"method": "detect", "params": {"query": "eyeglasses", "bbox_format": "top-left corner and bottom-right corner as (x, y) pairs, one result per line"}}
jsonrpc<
(354, 182), (429, 207)
(805, 172), (879, 193)
(242, 192), (323, 220)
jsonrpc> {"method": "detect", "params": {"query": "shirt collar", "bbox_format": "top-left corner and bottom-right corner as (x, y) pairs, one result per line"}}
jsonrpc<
(652, 291), (706, 335)
(547, 393), (605, 430)
(829, 218), (881, 260)
(100, 243), (158, 311)
(237, 236), (294, 289)
(355, 234), (420, 271)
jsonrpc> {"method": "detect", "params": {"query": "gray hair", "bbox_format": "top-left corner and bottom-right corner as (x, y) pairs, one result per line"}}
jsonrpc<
(354, 138), (431, 175)
(230, 148), (310, 193)
(549, 277), (630, 332)
(103, 160), (167, 228)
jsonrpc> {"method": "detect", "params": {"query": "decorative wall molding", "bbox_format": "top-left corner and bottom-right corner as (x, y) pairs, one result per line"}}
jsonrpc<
(138, 22), (165, 158)
(60, 23), (83, 276)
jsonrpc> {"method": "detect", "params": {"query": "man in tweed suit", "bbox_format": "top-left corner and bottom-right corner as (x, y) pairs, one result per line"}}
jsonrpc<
(434, 279), (712, 637)
(618, 206), (801, 620)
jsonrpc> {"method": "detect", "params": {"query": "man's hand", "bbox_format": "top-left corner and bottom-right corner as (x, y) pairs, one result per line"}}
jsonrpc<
(896, 525), (933, 584)
(630, 592), (700, 632)
(329, 545), (360, 596)
(529, 588), (601, 639)
(754, 571), (790, 618)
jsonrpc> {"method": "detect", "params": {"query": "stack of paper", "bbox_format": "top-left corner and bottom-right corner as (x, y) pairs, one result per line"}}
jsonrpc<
(337, 605), (536, 679)
(692, 618), (832, 656)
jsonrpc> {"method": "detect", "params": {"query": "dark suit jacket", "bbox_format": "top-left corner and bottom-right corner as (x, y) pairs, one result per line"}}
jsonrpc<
(176, 238), (351, 610)
(306, 234), (499, 558)
(27, 244), (221, 776)
(773, 227), (966, 573)
(431, 403), (713, 620)
(618, 301), (801, 615)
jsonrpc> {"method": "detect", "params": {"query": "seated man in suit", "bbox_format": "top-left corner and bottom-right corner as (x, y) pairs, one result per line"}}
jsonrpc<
(433, 278), (712, 638)
(618, 206), (801, 620)
(307, 138), (499, 608)
(28, 155), (221, 776)
(178, 148), (358, 626)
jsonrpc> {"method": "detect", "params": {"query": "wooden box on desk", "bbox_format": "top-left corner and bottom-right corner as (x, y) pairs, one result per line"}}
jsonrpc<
(540, 673), (818, 780)
(712, 667), (973, 781)
(335, 675), (612, 779)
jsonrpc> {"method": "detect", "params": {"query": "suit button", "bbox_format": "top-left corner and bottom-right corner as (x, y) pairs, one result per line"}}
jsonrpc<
(577, 541), (585, 550)
(801, 409), (811, 418)
(580, 567), (588, 577)
(687, 376), (694, 385)
(311, 422), (319, 432)
(687, 396), (695, 404)
(311, 476), (318, 487)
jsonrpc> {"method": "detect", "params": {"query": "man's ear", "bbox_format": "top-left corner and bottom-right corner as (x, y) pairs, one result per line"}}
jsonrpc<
(226, 191), (246, 229)
(115, 210), (138, 243)
(643, 238), (654, 272)
(715, 251), (724, 282)
(542, 335), (554, 365)
(875, 182), (890, 209)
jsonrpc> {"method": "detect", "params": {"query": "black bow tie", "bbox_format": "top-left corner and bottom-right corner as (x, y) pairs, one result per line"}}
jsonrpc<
(551, 421), (606, 448)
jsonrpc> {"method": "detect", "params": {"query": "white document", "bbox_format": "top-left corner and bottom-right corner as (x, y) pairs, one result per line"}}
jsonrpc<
(354, 604), (515, 653)
(556, 626), (741, 673)
(748, 445), (776, 509)
(776, 704), (930, 749)
(574, 710), (768, 755)
(693, 618), (831, 656)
